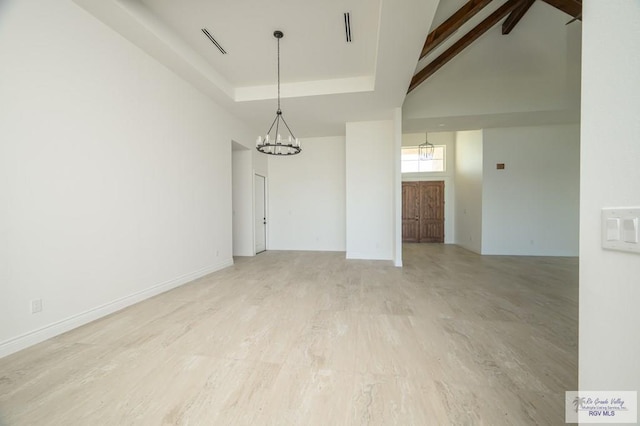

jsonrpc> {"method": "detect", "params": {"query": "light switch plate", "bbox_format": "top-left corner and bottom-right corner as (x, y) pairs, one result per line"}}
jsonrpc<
(602, 208), (640, 254)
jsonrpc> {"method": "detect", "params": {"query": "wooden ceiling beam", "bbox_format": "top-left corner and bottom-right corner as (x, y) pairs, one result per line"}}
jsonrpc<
(502, 0), (536, 34)
(409, 0), (521, 93)
(540, 0), (581, 19)
(420, 0), (494, 60)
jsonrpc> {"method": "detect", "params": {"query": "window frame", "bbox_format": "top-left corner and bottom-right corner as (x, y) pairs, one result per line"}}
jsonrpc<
(401, 145), (446, 174)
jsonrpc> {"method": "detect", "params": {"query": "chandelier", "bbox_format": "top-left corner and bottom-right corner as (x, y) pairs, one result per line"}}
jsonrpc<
(256, 30), (301, 156)
(419, 132), (434, 160)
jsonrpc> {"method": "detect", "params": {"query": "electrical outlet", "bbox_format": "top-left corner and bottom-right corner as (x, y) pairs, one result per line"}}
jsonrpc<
(31, 299), (43, 314)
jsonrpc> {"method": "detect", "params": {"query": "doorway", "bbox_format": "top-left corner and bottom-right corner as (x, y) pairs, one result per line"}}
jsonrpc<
(254, 174), (267, 254)
(402, 181), (445, 243)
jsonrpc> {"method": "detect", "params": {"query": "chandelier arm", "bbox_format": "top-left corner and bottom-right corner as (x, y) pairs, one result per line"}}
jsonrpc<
(265, 114), (279, 136)
(275, 115), (280, 142)
(279, 114), (296, 140)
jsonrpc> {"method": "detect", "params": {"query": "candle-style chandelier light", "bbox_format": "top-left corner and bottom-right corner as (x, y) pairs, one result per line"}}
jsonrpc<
(256, 30), (301, 156)
(419, 132), (434, 160)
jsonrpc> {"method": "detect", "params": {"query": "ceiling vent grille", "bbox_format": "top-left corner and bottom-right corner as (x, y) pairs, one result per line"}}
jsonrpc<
(201, 28), (227, 54)
(344, 12), (352, 42)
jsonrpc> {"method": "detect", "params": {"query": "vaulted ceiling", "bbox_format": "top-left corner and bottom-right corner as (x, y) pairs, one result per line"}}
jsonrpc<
(403, 0), (582, 133)
(409, 0), (581, 92)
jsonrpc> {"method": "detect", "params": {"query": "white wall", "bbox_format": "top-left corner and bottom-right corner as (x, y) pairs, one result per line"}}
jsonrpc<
(402, 132), (456, 244)
(454, 130), (483, 253)
(0, 0), (256, 357)
(482, 125), (580, 256)
(346, 121), (395, 260)
(232, 145), (254, 256)
(252, 148), (268, 179)
(267, 137), (346, 251)
(580, 3), (640, 391)
(393, 108), (403, 267)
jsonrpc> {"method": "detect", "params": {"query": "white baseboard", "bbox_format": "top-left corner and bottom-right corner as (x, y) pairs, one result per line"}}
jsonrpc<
(346, 252), (393, 261)
(0, 258), (234, 359)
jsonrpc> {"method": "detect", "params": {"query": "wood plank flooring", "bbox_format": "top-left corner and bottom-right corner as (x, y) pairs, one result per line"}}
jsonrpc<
(0, 244), (578, 425)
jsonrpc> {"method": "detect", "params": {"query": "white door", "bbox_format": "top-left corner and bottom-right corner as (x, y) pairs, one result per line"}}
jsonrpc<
(254, 174), (266, 253)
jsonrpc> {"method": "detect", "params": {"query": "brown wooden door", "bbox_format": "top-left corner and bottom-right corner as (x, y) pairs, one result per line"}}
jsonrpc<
(419, 181), (445, 243)
(402, 181), (445, 243)
(402, 182), (419, 242)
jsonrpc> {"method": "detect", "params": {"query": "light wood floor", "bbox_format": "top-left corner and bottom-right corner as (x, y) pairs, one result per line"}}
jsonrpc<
(0, 244), (578, 425)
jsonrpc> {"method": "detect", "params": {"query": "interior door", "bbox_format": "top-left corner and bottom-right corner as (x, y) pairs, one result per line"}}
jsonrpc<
(419, 181), (445, 243)
(402, 182), (420, 242)
(254, 174), (266, 253)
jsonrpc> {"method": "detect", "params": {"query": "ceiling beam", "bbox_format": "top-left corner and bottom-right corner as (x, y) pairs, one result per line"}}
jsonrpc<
(502, 0), (536, 34)
(420, 0), (494, 60)
(409, 0), (521, 93)
(540, 0), (581, 18)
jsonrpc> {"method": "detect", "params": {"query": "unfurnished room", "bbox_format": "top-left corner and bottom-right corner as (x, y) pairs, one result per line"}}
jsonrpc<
(1, 0), (639, 424)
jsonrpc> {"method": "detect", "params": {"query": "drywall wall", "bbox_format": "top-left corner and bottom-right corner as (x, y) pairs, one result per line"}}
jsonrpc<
(0, 0), (256, 357)
(232, 145), (254, 256)
(454, 130), (483, 253)
(267, 137), (346, 251)
(393, 108), (402, 267)
(346, 120), (395, 260)
(482, 125), (580, 256)
(402, 132), (456, 244)
(580, 3), (640, 391)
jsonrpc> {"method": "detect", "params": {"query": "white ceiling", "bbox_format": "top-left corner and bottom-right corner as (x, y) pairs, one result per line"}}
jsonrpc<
(73, 0), (440, 138)
(139, 0), (381, 87)
(72, 0), (581, 138)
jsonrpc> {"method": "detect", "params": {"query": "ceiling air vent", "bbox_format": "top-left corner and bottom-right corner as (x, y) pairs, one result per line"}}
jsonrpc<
(201, 28), (227, 54)
(344, 12), (352, 42)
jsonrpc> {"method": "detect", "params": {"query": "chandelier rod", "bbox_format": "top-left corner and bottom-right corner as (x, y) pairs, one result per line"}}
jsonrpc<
(277, 33), (281, 113)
